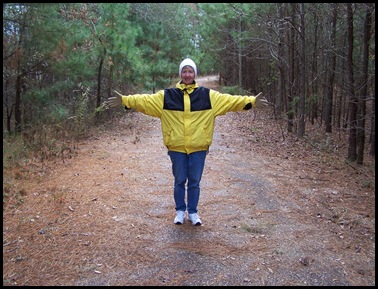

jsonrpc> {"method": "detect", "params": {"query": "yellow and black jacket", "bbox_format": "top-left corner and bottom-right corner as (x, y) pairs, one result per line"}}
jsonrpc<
(121, 81), (258, 154)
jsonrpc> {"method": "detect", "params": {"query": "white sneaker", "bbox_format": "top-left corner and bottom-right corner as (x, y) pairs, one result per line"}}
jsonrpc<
(174, 211), (185, 224)
(188, 213), (202, 226)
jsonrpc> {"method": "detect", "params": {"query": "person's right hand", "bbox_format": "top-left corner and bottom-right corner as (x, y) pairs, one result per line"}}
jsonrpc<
(105, 90), (123, 109)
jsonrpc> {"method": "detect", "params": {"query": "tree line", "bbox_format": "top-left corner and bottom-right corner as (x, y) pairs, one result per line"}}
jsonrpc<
(3, 3), (375, 165)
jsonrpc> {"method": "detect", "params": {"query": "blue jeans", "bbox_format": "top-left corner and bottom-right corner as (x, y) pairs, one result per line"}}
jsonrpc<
(168, 150), (207, 214)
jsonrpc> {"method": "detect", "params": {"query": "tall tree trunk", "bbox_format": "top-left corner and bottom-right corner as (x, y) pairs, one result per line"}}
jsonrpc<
(310, 12), (319, 125)
(238, 13), (242, 89)
(96, 55), (104, 122)
(340, 36), (349, 130)
(297, 3), (306, 137)
(346, 3), (357, 162)
(14, 9), (28, 133)
(96, 56), (104, 108)
(276, 3), (285, 119)
(4, 78), (13, 133)
(370, 86), (375, 156)
(15, 73), (23, 132)
(96, 45), (107, 121)
(356, 3), (373, 164)
(6, 104), (13, 133)
(324, 4), (338, 133)
(287, 3), (296, 133)
(107, 56), (114, 99)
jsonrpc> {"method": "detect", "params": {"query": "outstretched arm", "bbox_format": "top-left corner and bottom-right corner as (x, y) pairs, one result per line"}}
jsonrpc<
(104, 90), (164, 118)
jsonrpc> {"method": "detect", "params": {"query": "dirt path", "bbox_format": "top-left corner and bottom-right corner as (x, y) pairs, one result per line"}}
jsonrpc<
(3, 76), (375, 286)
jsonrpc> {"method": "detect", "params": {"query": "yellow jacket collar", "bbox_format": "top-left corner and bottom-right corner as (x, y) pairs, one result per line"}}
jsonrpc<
(176, 81), (198, 94)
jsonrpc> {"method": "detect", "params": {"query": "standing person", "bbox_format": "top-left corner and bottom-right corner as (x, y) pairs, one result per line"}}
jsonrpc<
(106, 58), (268, 226)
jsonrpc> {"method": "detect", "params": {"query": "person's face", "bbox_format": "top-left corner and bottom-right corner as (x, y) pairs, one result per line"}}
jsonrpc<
(181, 65), (195, 85)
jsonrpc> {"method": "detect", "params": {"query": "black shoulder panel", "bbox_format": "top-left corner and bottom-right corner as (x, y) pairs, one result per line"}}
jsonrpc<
(190, 87), (211, 111)
(164, 88), (184, 111)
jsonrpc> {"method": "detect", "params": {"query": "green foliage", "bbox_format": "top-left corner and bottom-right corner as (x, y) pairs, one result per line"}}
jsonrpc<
(68, 83), (97, 139)
(50, 105), (70, 122)
(220, 85), (250, 95)
(307, 94), (319, 108)
(287, 96), (300, 117)
(195, 3), (269, 74)
(287, 94), (319, 119)
(127, 3), (195, 91)
(3, 134), (29, 169)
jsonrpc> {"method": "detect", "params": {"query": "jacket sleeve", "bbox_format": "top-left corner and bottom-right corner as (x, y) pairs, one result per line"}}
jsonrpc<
(121, 90), (164, 118)
(210, 90), (257, 117)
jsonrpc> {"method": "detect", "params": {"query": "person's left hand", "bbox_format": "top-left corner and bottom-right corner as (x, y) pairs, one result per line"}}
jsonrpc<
(254, 92), (269, 108)
(105, 90), (123, 109)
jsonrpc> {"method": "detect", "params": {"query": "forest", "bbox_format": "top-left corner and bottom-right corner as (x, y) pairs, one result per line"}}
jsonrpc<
(3, 3), (375, 165)
(2, 4), (376, 286)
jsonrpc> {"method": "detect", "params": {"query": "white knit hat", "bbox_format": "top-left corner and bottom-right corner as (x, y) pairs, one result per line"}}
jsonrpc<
(179, 58), (197, 79)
